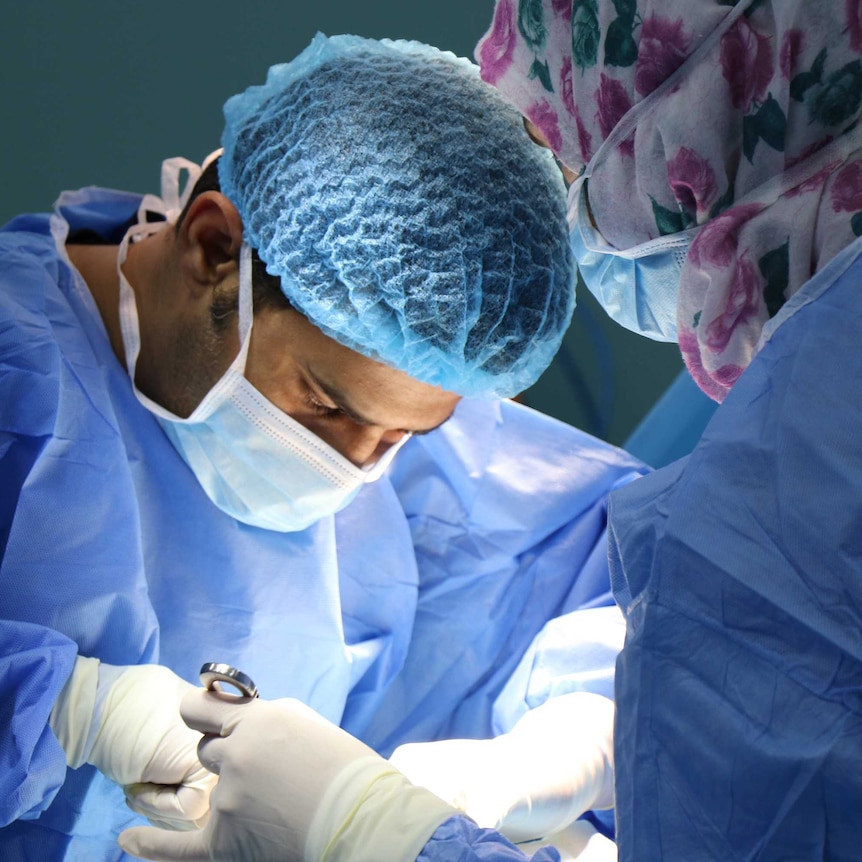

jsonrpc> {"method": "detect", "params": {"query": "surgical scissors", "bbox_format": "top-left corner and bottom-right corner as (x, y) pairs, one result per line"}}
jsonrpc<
(199, 662), (259, 698)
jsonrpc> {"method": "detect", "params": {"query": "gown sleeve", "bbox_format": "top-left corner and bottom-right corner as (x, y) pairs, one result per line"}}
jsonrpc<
(0, 619), (77, 825)
(417, 816), (561, 862)
(0, 227), (81, 824)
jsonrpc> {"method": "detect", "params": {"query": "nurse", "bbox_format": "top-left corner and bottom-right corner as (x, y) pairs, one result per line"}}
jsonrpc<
(478, 0), (862, 400)
(0, 32), (645, 861)
(473, 1), (862, 858)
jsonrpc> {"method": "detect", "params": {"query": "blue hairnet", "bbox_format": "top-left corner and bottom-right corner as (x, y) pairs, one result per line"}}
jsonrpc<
(219, 33), (574, 399)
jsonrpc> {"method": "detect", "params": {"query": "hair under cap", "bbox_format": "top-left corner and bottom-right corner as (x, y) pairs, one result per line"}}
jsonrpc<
(220, 33), (574, 398)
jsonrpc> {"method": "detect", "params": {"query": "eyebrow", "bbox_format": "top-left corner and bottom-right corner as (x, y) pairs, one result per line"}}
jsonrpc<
(306, 368), (455, 436)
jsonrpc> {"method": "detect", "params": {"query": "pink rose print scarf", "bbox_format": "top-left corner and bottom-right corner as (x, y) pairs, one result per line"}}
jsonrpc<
(477, 0), (862, 401)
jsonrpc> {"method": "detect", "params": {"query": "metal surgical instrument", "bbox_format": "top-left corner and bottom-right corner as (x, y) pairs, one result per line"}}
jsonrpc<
(199, 662), (259, 698)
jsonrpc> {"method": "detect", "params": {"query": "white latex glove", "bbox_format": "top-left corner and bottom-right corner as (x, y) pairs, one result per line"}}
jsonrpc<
(118, 691), (458, 862)
(519, 821), (618, 861)
(49, 656), (216, 830)
(389, 691), (615, 844)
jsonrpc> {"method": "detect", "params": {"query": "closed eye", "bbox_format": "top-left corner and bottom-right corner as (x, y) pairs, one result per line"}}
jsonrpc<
(304, 391), (346, 419)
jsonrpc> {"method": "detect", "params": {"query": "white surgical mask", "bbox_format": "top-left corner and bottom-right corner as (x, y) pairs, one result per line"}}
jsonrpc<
(116, 163), (407, 532)
(567, 175), (693, 343)
(564, 0), (766, 344)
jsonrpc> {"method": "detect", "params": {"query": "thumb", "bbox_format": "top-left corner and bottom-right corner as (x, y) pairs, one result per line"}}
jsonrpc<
(180, 688), (251, 736)
(118, 825), (209, 861)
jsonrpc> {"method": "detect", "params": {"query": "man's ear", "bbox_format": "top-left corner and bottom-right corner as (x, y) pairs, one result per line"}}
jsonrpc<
(176, 192), (244, 288)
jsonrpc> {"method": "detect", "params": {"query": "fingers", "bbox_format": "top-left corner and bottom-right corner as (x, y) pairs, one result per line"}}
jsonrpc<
(125, 771), (216, 829)
(173, 773), (216, 826)
(196, 733), (229, 774)
(179, 689), (263, 776)
(180, 688), (253, 736)
(118, 826), (209, 861)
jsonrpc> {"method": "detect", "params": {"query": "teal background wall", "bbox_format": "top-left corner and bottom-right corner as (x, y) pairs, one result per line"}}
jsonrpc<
(1, 0), (687, 448)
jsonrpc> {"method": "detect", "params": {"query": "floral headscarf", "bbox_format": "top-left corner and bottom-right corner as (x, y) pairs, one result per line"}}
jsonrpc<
(476, 0), (862, 401)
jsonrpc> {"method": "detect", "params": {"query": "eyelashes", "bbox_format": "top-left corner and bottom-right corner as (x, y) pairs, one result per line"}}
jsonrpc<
(303, 389), (345, 419)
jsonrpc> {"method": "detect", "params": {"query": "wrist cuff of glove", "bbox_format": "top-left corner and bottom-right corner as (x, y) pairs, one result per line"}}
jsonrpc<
(49, 654), (101, 768)
(307, 755), (457, 862)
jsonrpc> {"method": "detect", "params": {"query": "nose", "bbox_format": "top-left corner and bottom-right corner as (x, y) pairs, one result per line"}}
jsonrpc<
(337, 425), (407, 468)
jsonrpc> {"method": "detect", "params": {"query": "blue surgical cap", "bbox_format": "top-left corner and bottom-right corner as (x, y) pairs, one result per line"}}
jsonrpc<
(220, 33), (574, 398)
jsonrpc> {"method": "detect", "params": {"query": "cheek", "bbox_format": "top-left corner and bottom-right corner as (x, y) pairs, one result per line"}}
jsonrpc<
(246, 372), (312, 424)
(288, 414), (357, 458)
(292, 417), (384, 467)
(134, 309), (220, 415)
(286, 409), (332, 440)
(242, 363), (343, 449)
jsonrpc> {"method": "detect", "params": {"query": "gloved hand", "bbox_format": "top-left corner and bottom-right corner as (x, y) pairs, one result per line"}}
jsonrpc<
(118, 691), (458, 862)
(49, 656), (215, 830)
(389, 692), (615, 844)
(519, 820), (618, 861)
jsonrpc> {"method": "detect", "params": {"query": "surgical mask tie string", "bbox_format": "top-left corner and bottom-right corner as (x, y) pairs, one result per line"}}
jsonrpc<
(135, 149), (224, 226)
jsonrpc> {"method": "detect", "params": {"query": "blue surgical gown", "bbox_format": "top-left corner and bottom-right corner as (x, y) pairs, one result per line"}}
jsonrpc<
(419, 817), (561, 861)
(0, 187), (646, 860)
(610, 236), (862, 860)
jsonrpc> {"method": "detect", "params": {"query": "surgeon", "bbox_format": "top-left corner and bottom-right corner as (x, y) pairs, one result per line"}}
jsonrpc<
(0, 33), (646, 861)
